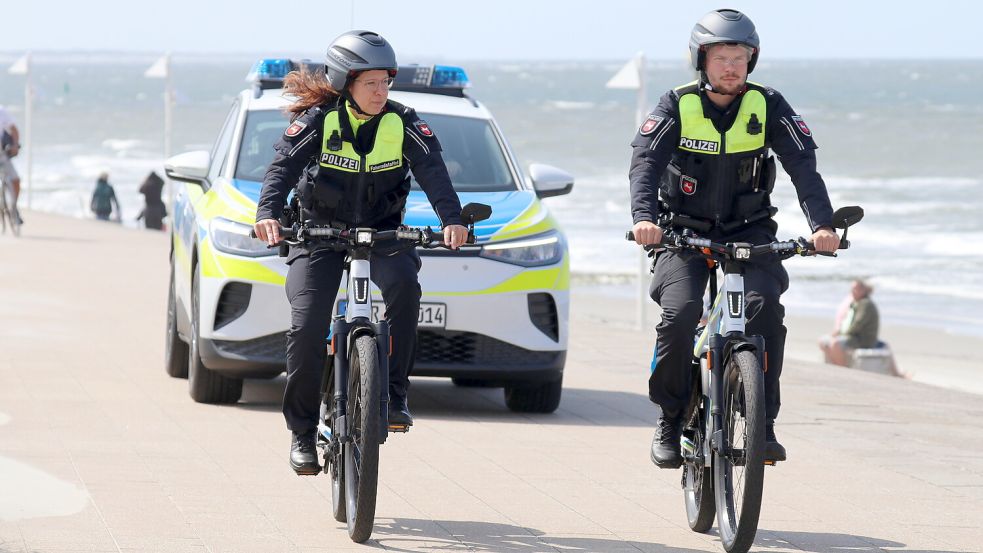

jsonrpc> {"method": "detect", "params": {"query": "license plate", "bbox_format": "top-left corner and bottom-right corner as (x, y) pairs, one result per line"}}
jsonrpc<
(336, 301), (447, 328)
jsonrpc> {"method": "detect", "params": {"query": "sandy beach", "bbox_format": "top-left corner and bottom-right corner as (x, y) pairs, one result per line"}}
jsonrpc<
(571, 282), (983, 397)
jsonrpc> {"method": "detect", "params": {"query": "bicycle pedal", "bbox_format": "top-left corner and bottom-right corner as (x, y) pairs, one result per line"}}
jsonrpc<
(388, 423), (411, 433)
(763, 460), (777, 466)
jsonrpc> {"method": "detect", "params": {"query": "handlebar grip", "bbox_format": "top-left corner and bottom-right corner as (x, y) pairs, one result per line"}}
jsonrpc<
(249, 229), (257, 238)
(626, 231), (635, 241)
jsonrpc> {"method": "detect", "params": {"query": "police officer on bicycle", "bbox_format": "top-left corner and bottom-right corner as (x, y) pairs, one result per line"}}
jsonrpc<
(254, 31), (468, 474)
(629, 9), (840, 467)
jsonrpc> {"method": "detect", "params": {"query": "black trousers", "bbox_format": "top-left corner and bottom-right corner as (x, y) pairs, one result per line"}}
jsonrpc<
(282, 247), (422, 432)
(649, 248), (789, 421)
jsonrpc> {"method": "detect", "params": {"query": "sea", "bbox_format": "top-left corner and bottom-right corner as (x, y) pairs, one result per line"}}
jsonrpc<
(1, 52), (981, 336)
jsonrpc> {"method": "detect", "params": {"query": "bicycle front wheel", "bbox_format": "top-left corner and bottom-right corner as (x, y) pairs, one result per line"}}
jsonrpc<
(344, 334), (381, 543)
(713, 349), (766, 553)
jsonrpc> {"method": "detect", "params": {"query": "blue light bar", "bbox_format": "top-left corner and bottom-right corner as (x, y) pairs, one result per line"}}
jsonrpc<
(246, 58), (293, 83)
(430, 65), (470, 89)
(392, 65), (471, 94)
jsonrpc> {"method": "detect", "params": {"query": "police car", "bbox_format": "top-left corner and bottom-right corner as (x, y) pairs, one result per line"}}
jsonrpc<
(164, 60), (573, 412)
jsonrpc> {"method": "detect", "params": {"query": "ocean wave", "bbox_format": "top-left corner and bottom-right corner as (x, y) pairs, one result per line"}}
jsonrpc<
(101, 138), (149, 152)
(822, 175), (980, 189)
(546, 100), (595, 110)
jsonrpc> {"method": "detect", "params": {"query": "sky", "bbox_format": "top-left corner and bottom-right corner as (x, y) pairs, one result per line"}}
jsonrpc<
(1, 0), (980, 61)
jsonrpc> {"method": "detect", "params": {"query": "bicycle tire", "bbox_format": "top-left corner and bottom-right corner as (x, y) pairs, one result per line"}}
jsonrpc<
(344, 334), (381, 543)
(0, 184), (8, 235)
(2, 183), (18, 237)
(713, 349), (765, 553)
(326, 360), (346, 523)
(682, 362), (715, 532)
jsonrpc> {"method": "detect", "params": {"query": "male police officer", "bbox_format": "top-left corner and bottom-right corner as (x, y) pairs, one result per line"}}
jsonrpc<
(629, 9), (840, 467)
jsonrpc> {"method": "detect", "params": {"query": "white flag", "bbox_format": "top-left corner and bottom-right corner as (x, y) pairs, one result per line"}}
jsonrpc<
(605, 53), (643, 90)
(8, 54), (29, 75)
(144, 55), (169, 79)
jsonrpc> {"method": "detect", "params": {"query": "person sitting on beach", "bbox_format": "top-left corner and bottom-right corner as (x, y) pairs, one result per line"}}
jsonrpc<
(819, 279), (880, 366)
(90, 172), (120, 222)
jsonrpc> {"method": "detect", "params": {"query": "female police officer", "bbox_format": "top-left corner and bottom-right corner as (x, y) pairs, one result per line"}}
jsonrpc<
(254, 30), (467, 474)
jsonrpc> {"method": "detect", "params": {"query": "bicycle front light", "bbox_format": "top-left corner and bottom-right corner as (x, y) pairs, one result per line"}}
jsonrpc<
(210, 218), (274, 257)
(480, 232), (564, 267)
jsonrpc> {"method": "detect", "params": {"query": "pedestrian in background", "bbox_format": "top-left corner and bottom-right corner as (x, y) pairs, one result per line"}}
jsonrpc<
(136, 171), (167, 230)
(90, 172), (120, 222)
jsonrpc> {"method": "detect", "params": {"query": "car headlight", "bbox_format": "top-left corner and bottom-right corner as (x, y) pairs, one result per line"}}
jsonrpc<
(480, 232), (564, 267)
(209, 218), (273, 257)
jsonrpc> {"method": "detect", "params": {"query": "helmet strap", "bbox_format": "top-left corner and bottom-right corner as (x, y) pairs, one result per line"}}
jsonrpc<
(700, 70), (746, 97)
(341, 89), (370, 116)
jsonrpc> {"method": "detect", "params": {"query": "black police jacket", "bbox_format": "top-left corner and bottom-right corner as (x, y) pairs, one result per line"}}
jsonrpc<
(629, 82), (834, 238)
(256, 98), (463, 230)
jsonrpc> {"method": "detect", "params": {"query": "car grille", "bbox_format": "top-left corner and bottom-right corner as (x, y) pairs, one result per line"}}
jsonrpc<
(213, 332), (286, 360)
(417, 330), (558, 366)
(213, 330), (559, 367)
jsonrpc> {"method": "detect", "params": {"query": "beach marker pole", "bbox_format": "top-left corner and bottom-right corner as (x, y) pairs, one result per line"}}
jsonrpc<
(8, 52), (32, 209)
(607, 52), (649, 330)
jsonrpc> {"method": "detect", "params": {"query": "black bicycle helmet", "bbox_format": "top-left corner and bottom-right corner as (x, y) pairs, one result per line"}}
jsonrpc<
(324, 30), (398, 92)
(689, 9), (760, 73)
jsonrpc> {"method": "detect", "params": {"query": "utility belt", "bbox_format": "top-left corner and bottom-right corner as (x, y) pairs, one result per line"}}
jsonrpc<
(657, 205), (778, 235)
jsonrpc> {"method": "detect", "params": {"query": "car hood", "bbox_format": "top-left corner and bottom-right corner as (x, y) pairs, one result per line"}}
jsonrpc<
(230, 180), (555, 243)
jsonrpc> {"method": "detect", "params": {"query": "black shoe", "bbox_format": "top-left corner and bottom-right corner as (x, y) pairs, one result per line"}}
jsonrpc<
(388, 395), (413, 428)
(764, 422), (787, 462)
(289, 429), (320, 475)
(650, 414), (683, 468)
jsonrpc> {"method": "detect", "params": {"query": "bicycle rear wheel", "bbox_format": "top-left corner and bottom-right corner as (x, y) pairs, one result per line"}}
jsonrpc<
(323, 357), (346, 524)
(344, 334), (381, 543)
(713, 349), (765, 553)
(682, 371), (715, 532)
(0, 184), (8, 235)
(2, 183), (18, 237)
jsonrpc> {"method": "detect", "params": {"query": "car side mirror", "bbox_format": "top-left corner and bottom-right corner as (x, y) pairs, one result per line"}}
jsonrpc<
(460, 202), (492, 224)
(528, 163), (574, 198)
(165, 150), (211, 185)
(831, 206), (864, 229)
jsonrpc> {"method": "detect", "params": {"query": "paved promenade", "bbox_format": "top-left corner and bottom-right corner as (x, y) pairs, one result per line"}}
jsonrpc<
(0, 211), (980, 552)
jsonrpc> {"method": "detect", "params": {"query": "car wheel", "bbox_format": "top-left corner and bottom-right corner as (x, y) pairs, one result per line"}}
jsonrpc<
(165, 261), (189, 378)
(188, 263), (243, 404)
(504, 376), (563, 413)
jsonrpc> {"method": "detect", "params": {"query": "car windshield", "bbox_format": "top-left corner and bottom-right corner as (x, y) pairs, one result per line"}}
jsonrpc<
(234, 109), (517, 192)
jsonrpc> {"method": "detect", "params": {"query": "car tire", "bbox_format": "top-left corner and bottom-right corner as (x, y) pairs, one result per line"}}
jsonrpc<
(188, 263), (243, 404)
(504, 376), (562, 413)
(165, 261), (190, 379)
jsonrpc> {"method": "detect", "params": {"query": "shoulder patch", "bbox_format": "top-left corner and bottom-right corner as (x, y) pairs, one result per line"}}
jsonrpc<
(284, 120), (308, 138)
(791, 115), (811, 136)
(639, 115), (664, 136)
(413, 119), (434, 137)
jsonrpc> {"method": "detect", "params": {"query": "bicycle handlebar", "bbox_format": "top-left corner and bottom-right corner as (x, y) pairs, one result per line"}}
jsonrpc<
(250, 224), (475, 249)
(625, 229), (846, 260)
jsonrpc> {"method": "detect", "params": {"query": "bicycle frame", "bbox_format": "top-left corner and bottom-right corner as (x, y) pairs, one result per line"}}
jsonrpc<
(318, 246), (393, 455)
(690, 260), (765, 461)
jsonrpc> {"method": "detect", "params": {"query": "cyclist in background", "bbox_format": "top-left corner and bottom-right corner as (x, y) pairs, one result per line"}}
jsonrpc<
(0, 105), (24, 225)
